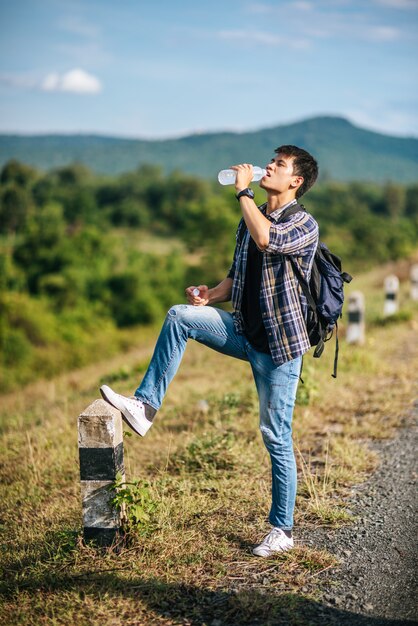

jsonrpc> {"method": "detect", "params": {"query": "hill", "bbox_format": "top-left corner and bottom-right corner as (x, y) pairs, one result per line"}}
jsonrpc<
(1, 116), (417, 183)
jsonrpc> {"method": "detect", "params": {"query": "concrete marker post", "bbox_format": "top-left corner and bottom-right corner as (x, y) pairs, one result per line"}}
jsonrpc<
(410, 264), (418, 302)
(346, 291), (365, 345)
(383, 275), (399, 317)
(78, 399), (125, 546)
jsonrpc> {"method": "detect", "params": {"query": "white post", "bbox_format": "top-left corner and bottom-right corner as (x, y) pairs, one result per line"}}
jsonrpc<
(383, 275), (399, 317)
(78, 399), (125, 545)
(346, 291), (365, 345)
(410, 264), (418, 302)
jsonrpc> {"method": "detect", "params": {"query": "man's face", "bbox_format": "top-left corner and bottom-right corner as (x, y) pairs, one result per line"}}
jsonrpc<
(260, 153), (303, 194)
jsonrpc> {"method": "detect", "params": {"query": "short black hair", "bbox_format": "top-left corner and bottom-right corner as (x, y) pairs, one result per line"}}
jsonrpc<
(275, 145), (318, 198)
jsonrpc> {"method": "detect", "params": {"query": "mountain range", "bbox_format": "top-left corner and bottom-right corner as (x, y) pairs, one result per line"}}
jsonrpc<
(1, 116), (417, 183)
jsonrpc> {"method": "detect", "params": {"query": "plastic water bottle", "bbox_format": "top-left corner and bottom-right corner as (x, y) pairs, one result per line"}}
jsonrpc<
(217, 166), (266, 185)
(192, 288), (200, 296)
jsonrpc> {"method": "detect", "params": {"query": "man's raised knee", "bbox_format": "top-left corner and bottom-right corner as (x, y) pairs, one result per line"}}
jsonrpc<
(167, 304), (189, 320)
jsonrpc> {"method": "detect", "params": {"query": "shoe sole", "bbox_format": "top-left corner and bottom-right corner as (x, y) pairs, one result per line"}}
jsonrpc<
(99, 385), (152, 437)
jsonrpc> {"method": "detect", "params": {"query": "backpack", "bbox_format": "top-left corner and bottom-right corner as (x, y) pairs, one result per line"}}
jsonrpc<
(278, 204), (352, 378)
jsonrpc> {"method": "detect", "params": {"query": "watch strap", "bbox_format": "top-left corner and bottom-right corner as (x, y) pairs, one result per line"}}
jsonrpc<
(235, 188), (255, 200)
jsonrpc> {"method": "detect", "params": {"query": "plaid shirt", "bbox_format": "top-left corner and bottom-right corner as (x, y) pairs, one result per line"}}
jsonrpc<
(228, 200), (319, 366)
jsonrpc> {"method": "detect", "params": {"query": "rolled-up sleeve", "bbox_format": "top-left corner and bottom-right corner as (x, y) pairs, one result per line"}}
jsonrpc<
(265, 212), (319, 256)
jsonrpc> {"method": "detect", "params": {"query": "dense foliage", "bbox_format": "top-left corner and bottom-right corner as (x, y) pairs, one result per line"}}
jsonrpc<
(1, 159), (417, 391)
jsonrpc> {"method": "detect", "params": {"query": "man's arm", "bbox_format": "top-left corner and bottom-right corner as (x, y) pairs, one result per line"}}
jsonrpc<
(232, 164), (271, 249)
(232, 164), (318, 255)
(238, 195), (271, 249)
(208, 277), (233, 304)
(185, 277), (233, 306)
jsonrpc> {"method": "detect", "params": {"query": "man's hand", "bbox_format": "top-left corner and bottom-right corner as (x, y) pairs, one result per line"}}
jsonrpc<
(231, 163), (254, 193)
(185, 285), (209, 306)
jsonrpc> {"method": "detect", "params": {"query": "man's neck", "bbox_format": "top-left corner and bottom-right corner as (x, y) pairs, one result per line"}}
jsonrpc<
(266, 191), (298, 215)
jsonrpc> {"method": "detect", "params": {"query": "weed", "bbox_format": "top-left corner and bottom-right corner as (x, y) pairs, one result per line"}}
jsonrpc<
(168, 431), (237, 475)
(210, 390), (257, 423)
(296, 364), (319, 406)
(111, 474), (158, 537)
(372, 310), (413, 326)
(296, 442), (352, 526)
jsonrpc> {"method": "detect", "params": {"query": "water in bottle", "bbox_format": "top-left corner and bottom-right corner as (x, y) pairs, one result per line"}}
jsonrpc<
(218, 166), (266, 185)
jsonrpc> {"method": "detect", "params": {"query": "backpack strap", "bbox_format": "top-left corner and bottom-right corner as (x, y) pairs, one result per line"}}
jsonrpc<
(276, 203), (305, 223)
(278, 204), (323, 347)
(332, 323), (339, 379)
(288, 256), (317, 313)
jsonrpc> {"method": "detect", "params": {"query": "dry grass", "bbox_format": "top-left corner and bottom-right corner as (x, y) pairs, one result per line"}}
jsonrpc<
(1, 261), (417, 625)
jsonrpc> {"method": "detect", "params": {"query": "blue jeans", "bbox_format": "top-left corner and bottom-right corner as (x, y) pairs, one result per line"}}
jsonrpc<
(135, 304), (302, 530)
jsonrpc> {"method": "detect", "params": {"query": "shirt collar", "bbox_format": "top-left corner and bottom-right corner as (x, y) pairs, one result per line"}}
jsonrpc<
(266, 198), (298, 221)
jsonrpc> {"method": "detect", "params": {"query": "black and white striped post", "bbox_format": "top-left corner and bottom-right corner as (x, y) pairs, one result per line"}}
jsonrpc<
(383, 274), (399, 317)
(346, 291), (365, 345)
(410, 264), (418, 302)
(78, 399), (125, 546)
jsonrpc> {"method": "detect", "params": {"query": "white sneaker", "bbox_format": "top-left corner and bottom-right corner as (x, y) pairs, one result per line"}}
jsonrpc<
(252, 528), (294, 557)
(100, 385), (153, 437)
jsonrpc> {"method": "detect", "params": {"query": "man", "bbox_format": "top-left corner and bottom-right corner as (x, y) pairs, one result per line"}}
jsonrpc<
(100, 145), (319, 557)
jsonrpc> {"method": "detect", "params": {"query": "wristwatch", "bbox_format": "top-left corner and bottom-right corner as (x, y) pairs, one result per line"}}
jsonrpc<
(235, 188), (255, 201)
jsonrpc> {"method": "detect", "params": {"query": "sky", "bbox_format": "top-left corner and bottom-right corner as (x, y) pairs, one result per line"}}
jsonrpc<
(0, 0), (417, 139)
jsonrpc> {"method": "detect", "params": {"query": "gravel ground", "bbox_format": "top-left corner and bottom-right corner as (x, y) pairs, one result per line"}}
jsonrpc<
(300, 406), (418, 626)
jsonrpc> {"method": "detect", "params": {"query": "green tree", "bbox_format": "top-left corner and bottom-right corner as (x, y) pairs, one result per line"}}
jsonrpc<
(0, 184), (33, 233)
(53, 162), (92, 186)
(384, 182), (406, 219)
(0, 159), (38, 187)
(13, 202), (69, 293)
(405, 185), (418, 218)
(63, 187), (98, 225)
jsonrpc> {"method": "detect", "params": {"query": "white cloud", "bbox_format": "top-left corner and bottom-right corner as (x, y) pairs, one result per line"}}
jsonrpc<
(53, 12), (110, 67)
(218, 29), (283, 45)
(217, 29), (310, 48)
(58, 16), (100, 39)
(373, 0), (418, 8)
(245, 1), (412, 44)
(291, 1), (314, 10)
(367, 25), (400, 41)
(246, 3), (275, 14)
(41, 69), (102, 94)
(345, 104), (418, 137)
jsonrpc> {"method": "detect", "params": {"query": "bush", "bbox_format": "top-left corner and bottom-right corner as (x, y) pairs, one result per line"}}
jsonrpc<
(0, 292), (59, 346)
(111, 476), (159, 537)
(0, 327), (33, 367)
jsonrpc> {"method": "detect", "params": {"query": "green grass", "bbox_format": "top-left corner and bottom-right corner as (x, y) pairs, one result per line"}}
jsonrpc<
(0, 261), (417, 625)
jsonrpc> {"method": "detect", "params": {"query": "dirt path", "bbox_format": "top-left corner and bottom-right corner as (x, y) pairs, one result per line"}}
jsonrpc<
(301, 406), (418, 625)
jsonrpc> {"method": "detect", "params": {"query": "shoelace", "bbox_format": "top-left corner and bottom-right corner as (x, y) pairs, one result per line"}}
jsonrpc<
(122, 396), (142, 410)
(263, 528), (284, 546)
